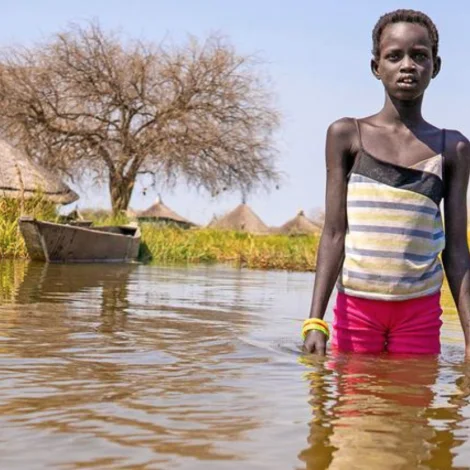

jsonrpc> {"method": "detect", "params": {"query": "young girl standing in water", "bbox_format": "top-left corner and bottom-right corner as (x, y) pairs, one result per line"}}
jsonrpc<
(303, 9), (470, 356)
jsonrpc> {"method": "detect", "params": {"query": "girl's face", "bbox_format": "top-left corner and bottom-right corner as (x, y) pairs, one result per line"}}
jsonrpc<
(372, 22), (440, 101)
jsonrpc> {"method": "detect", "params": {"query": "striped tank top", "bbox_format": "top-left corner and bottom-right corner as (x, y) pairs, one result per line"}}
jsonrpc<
(337, 120), (446, 301)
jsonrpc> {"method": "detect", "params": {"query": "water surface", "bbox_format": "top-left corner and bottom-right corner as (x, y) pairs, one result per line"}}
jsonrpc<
(0, 261), (469, 469)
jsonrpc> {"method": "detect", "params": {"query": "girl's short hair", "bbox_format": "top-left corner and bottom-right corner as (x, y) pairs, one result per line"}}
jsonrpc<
(372, 9), (439, 60)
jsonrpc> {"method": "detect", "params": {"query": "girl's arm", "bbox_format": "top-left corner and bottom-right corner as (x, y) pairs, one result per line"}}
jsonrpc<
(442, 132), (470, 358)
(303, 118), (355, 354)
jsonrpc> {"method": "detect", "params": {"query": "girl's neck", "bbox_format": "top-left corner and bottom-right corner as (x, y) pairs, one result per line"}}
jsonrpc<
(378, 93), (426, 129)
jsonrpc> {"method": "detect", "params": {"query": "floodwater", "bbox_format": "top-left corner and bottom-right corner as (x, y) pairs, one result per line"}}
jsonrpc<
(0, 261), (469, 470)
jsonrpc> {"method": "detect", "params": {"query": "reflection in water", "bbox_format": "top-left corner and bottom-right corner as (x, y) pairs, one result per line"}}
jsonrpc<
(0, 261), (469, 469)
(299, 353), (470, 470)
(0, 262), (270, 469)
(13, 261), (137, 304)
(0, 260), (28, 303)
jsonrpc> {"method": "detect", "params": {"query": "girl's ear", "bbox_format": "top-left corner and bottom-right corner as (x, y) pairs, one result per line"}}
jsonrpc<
(432, 56), (442, 78)
(370, 58), (381, 80)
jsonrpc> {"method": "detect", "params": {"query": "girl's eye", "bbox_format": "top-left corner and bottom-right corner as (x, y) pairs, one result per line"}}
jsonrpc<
(387, 53), (400, 61)
(414, 53), (429, 61)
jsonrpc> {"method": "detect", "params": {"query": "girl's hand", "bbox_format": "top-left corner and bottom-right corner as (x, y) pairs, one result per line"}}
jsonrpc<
(303, 330), (328, 355)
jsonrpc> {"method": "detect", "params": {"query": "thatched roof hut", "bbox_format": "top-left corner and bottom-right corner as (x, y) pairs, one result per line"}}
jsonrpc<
(126, 207), (139, 220)
(278, 210), (321, 235)
(0, 139), (78, 204)
(207, 214), (219, 226)
(208, 203), (270, 234)
(137, 197), (196, 228)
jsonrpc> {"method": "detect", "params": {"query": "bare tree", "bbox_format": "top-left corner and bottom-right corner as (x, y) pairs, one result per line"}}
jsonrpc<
(0, 23), (280, 213)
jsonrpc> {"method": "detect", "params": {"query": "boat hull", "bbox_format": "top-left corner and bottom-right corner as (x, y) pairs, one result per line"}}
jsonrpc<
(19, 217), (141, 263)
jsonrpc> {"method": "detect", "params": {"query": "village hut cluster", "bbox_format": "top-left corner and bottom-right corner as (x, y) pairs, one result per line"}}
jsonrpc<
(129, 199), (322, 236)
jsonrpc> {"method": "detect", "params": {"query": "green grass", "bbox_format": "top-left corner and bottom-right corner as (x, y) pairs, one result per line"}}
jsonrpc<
(0, 196), (57, 259)
(0, 204), (320, 271)
(72, 210), (320, 271)
(139, 224), (319, 271)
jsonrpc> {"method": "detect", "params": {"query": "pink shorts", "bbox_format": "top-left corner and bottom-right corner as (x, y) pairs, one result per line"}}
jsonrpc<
(331, 291), (443, 354)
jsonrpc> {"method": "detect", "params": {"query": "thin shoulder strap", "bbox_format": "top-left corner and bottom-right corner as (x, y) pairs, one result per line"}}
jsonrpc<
(441, 128), (446, 154)
(441, 128), (447, 190)
(347, 119), (363, 179)
(354, 118), (363, 150)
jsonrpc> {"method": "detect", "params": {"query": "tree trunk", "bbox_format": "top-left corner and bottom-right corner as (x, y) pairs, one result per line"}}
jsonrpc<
(109, 173), (135, 216)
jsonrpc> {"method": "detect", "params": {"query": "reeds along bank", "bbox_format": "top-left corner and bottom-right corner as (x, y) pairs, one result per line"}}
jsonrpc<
(0, 196), (57, 259)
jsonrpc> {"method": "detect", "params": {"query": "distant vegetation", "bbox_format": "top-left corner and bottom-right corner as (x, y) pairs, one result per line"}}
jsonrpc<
(86, 210), (320, 271)
(0, 204), (320, 271)
(139, 225), (319, 271)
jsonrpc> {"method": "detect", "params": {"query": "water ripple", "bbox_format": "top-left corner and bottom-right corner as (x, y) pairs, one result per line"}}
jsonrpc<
(0, 261), (468, 469)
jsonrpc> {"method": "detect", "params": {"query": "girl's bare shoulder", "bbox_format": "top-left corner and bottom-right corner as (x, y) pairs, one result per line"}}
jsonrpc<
(326, 117), (360, 152)
(327, 116), (357, 136)
(443, 129), (470, 162)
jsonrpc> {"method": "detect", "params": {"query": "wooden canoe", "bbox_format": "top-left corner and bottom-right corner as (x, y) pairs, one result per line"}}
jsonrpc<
(19, 217), (141, 263)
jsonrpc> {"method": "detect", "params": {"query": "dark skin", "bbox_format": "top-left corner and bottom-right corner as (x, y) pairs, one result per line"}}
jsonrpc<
(304, 21), (470, 358)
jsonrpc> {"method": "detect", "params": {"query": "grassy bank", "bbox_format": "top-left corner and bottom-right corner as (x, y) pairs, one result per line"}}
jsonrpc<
(140, 224), (319, 271)
(0, 206), (320, 271)
(87, 212), (319, 271)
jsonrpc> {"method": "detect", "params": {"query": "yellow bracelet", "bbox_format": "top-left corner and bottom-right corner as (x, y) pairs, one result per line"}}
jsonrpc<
(303, 318), (329, 331)
(302, 325), (329, 341)
(302, 324), (330, 341)
(302, 323), (330, 337)
(302, 319), (329, 336)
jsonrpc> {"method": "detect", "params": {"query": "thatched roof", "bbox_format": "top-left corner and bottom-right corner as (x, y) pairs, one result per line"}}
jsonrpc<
(138, 197), (196, 226)
(0, 139), (78, 204)
(207, 214), (219, 226)
(278, 210), (321, 235)
(126, 207), (139, 219)
(208, 203), (270, 234)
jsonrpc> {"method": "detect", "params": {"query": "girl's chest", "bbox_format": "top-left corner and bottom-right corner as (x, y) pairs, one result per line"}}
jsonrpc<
(360, 131), (444, 168)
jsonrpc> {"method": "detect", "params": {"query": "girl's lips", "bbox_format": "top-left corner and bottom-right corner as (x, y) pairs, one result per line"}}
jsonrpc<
(397, 81), (418, 89)
(397, 75), (418, 84)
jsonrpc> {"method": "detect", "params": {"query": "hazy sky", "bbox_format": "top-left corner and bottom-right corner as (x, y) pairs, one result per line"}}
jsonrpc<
(1, 1), (469, 225)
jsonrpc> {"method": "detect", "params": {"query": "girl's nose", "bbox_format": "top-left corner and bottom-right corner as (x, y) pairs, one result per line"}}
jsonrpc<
(400, 55), (416, 71)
